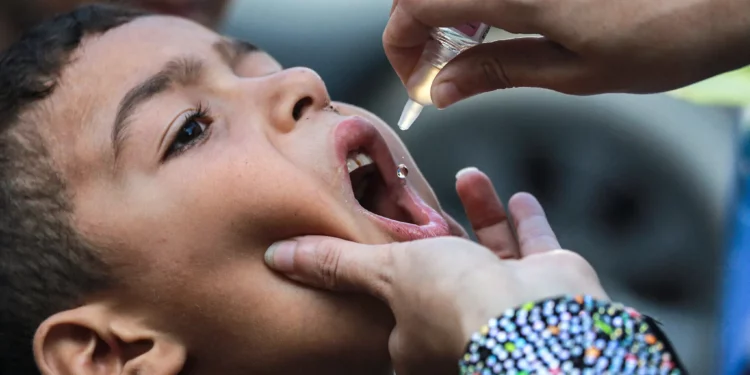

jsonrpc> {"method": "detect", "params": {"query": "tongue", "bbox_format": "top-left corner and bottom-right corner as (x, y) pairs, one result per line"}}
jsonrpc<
(369, 177), (414, 224)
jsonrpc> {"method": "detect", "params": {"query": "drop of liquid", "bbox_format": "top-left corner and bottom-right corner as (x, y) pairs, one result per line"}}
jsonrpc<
(396, 164), (409, 179)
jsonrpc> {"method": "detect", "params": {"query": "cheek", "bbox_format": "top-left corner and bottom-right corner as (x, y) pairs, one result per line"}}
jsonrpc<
(122, 146), (359, 256)
(107, 167), (393, 368)
(145, 249), (392, 371)
(204, 150), (358, 241)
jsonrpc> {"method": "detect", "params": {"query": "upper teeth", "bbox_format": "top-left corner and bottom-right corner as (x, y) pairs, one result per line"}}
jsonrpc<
(347, 152), (374, 173)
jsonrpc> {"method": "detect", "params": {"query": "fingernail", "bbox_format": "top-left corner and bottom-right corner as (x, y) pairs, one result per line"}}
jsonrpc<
(264, 241), (297, 272)
(432, 81), (462, 109)
(456, 166), (480, 180)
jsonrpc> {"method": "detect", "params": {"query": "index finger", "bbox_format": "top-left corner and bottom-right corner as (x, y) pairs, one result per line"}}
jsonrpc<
(264, 236), (394, 301)
(383, 0), (545, 84)
(455, 167), (520, 259)
(383, 5), (431, 85)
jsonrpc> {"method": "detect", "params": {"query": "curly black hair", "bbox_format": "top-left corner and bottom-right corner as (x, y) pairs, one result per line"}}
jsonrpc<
(0, 4), (146, 374)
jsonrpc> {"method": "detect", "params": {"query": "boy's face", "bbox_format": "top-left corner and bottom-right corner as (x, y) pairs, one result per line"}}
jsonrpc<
(39, 15), (461, 374)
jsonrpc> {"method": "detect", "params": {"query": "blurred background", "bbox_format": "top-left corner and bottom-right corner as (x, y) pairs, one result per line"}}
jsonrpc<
(1, 0), (742, 373)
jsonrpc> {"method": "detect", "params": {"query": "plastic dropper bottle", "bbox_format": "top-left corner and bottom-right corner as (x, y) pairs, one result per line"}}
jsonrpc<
(398, 23), (491, 131)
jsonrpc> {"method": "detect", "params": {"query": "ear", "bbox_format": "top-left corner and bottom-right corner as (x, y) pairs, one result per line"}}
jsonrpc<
(33, 303), (186, 375)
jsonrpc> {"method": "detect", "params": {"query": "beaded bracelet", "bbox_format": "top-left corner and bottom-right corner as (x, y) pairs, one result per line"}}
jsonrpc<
(458, 295), (685, 374)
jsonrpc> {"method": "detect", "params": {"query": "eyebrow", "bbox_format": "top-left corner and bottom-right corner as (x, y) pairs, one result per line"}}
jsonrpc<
(112, 57), (203, 160)
(111, 39), (259, 160)
(215, 39), (259, 68)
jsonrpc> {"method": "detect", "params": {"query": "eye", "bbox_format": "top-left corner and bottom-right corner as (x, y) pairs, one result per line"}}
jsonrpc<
(165, 106), (212, 159)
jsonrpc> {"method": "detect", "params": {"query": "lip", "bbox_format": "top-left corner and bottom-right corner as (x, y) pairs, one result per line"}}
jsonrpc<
(334, 117), (450, 242)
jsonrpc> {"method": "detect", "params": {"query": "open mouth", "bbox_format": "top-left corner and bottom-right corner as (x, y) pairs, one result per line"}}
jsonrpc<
(347, 151), (420, 225)
(334, 117), (450, 241)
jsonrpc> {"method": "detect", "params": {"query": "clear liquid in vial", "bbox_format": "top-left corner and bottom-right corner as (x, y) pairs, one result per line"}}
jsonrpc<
(398, 24), (490, 131)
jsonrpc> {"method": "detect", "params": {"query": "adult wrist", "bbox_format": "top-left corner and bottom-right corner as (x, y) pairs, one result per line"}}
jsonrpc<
(458, 295), (685, 374)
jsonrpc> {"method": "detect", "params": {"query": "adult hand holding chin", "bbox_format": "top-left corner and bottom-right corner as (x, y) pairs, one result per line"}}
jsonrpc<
(264, 167), (607, 375)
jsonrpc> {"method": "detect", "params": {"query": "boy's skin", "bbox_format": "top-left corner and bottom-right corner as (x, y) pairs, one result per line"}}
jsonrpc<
(32, 14), (469, 375)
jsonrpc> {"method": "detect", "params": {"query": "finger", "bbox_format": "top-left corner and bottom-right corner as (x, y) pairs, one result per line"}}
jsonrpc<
(430, 38), (598, 109)
(508, 192), (561, 256)
(383, 0), (547, 84)
(264, 236), (393, 300)
(455, 167), (519, 259)
(397, 0), (545, 34)
(383, 4), (432, 85)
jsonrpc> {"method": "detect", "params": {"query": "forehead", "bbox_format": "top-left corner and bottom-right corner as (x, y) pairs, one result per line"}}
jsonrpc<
(59, 16), (223, 110)
(41, 16), (271, 180)
(78, 15), (222, 66)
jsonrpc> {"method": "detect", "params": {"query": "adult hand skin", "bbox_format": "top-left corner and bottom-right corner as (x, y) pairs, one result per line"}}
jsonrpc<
(384, 0), (750, 108)
(265, 168), (608, 375)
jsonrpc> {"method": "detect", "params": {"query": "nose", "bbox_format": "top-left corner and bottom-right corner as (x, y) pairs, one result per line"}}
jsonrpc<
(266, 67), (330, 133)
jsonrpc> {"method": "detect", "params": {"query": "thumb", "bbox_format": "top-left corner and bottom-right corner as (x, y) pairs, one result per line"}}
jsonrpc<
(430, 37), (589, 109)
(264, 236), (394, 299)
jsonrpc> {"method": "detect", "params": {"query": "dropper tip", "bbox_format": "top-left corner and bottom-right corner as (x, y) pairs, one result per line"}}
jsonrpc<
(398, 99), (423, 131)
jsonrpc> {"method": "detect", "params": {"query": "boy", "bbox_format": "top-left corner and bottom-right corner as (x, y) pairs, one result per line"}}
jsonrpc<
(0, 4), (468, 374)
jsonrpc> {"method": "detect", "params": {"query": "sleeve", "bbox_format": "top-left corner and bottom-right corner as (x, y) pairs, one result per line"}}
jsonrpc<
(458, 295), (687, 374)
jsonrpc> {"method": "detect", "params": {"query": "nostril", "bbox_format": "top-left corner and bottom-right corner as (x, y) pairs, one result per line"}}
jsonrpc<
(292, 96), (314, 121)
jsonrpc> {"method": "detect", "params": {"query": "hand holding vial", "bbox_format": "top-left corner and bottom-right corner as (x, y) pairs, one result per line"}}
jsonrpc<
(397, 24), (490, 130)
(385, 0), (750, 112)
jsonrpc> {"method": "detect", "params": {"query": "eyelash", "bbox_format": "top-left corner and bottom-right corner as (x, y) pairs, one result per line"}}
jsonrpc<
(164, 104), (213, 160)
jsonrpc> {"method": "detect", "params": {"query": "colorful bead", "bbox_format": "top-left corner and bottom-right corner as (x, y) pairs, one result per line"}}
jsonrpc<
(458, 295), (684, 374)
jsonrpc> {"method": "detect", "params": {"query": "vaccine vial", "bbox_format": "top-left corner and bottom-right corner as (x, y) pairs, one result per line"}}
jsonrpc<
(398, 23), (491, 131)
